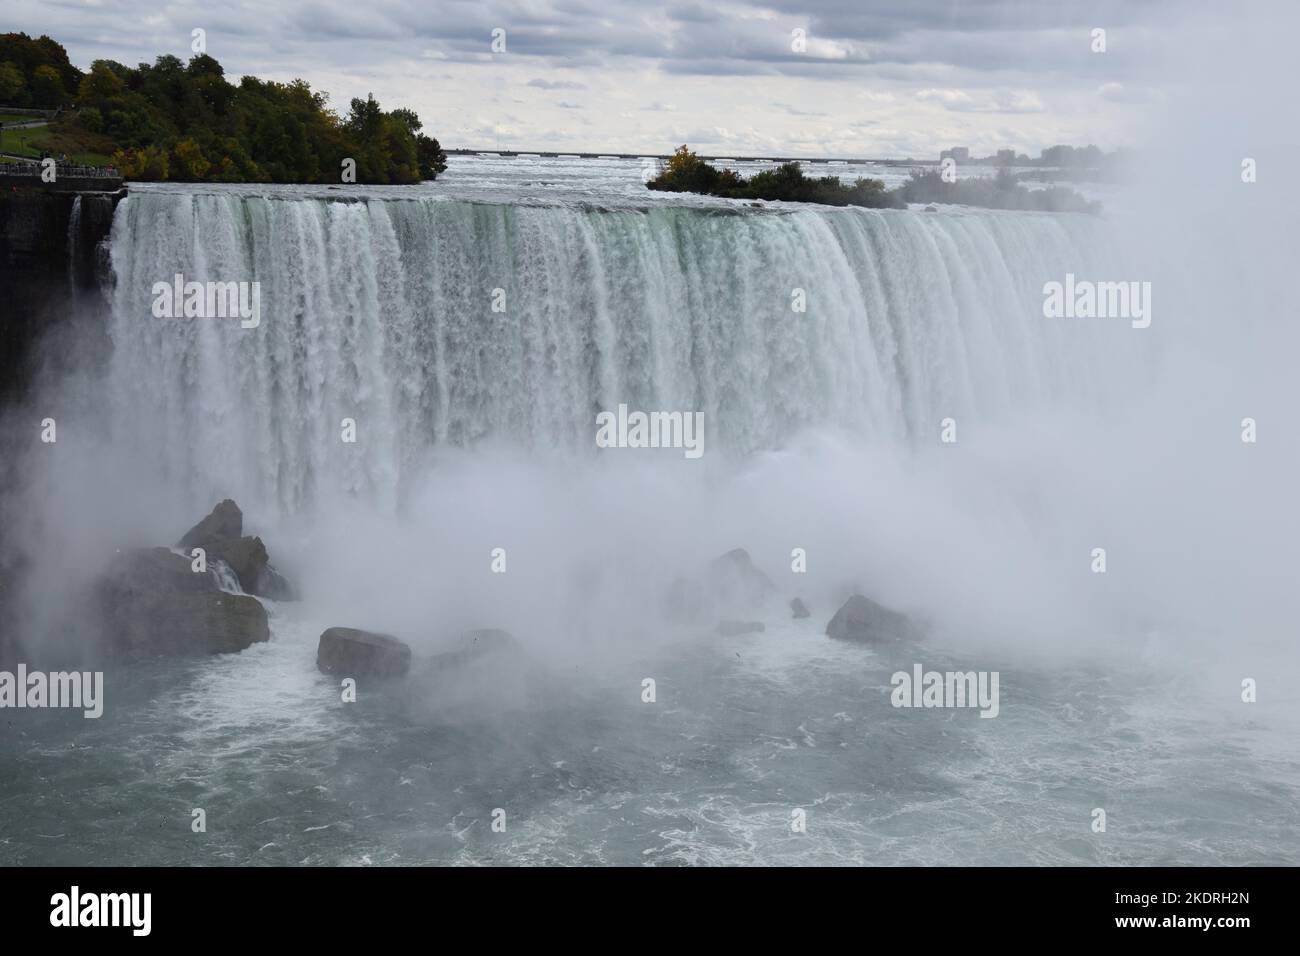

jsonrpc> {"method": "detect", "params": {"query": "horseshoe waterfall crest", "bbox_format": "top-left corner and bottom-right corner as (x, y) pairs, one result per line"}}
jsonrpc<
(105, 191), (1129, 513)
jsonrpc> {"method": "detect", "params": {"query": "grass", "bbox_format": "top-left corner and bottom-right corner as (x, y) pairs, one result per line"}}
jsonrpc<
(0, 121), (116, 166)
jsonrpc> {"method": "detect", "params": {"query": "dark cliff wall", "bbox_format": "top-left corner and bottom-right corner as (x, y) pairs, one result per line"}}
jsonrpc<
(0, 185), (122, 665)
(0, 185), (122, 404)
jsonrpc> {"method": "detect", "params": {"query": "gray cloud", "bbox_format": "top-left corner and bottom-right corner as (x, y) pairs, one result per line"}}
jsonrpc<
(4, 0), (1200, 155)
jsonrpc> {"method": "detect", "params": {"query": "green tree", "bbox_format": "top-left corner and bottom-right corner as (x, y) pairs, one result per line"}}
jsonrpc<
(0, 61), (23, 102)
(30, 64), (64, 105)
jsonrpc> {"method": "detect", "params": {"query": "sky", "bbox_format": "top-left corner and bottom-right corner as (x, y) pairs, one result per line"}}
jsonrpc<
(9, 0), (1193, 158)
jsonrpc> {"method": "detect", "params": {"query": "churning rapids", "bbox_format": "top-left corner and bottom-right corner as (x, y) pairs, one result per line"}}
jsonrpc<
(1, 157), (1297, 865)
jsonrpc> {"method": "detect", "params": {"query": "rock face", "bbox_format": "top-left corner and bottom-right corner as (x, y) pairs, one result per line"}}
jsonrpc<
(717, 620), (765, 636)
(317, 627), (411, 679)
(666, 547), (776, 622)
(177, 500), (295, 600)
(790, 597), (810, 619)
(825, 594), (918, 644)
(97, 548), (270, 656)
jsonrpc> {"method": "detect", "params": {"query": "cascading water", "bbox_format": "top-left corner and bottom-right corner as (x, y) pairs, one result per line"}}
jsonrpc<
(5, 169), (1296, 868)
(66, 195), (81, 291)
(104, 187), (1141, 515)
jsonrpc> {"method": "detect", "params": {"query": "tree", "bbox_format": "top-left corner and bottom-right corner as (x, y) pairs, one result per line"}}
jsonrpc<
(30, 64), (64, 105)
(0, 61), (23, 102)
(416, 134), (447, 180)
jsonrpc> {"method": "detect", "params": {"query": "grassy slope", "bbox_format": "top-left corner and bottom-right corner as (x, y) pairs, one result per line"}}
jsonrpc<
(0, 120), (116, 165)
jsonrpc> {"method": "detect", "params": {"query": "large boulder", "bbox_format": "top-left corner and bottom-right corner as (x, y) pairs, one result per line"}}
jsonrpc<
(666, 547), (776, 622)
(97, 548), (269, 656)
(825, 594), (918, 644)
(709, 548), (776, 603)
(790, 597), (810, 619)
(317, 627), (411, 679)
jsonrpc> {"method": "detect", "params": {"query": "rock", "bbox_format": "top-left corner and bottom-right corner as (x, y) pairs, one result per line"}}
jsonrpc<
(97, 550), (269, 656)
(717, 620), (765, 636)
(101, 546), (217, 597)
(427, 628), (519, 673)
(177, 500), (295, 600)
(210, 535), (269, 593)
(666, 547), (776, 622)
(317, 627), (411, 679)
(254, 565), (297, 601)
(825, 594), (918, 644)
(141, 592), (269, 656)
(790, 597), (810, 619)
(178, 499), (242, 551)
(709, 548), (776, 602)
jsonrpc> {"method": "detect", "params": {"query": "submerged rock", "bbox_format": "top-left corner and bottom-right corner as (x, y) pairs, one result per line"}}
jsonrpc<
(790, 597), (810, 619)
(97, 549), (269, 656)
(825, 594), (918, 644)
(317, 627), (411, 679)
(717, 620), (765, 636)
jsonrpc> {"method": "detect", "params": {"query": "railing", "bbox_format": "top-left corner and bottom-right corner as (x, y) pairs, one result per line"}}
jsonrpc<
(0, 106), (59, 119)
(0, 161), (121, 180)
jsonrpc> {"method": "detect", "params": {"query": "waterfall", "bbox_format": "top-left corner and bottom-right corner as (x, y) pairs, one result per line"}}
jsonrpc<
(67, 195), (81, 291)
(103, 190), (1142, 513)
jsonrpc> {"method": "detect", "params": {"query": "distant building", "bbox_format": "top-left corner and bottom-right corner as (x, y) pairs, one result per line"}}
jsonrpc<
(939, 147), (970, 163)
(995, 149), (1016, 164)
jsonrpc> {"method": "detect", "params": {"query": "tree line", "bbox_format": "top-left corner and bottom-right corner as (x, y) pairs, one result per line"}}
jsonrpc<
(1, 33), (446, 184)
(647, 146), (1101, 214)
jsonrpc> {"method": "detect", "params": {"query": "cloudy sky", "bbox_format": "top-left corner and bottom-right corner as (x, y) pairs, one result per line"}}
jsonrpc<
(12, 0), (1191, 157)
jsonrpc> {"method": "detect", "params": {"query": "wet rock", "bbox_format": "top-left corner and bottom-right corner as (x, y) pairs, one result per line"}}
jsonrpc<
(102, 546), (215, 596)
(709, 548), (776, 602)
(317, 627), (411, 679)
(717, 620), (765, 636)
(790, 597), (810, 619)
(211, 535), (269, 593)
(826, 594), (918, 644)
(254, 565), (297, 601)
(177, 500), (296, 600)
(97, 551), (269, 656)
(666, 547), (776, 622)
(178, 499), (243, 551)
